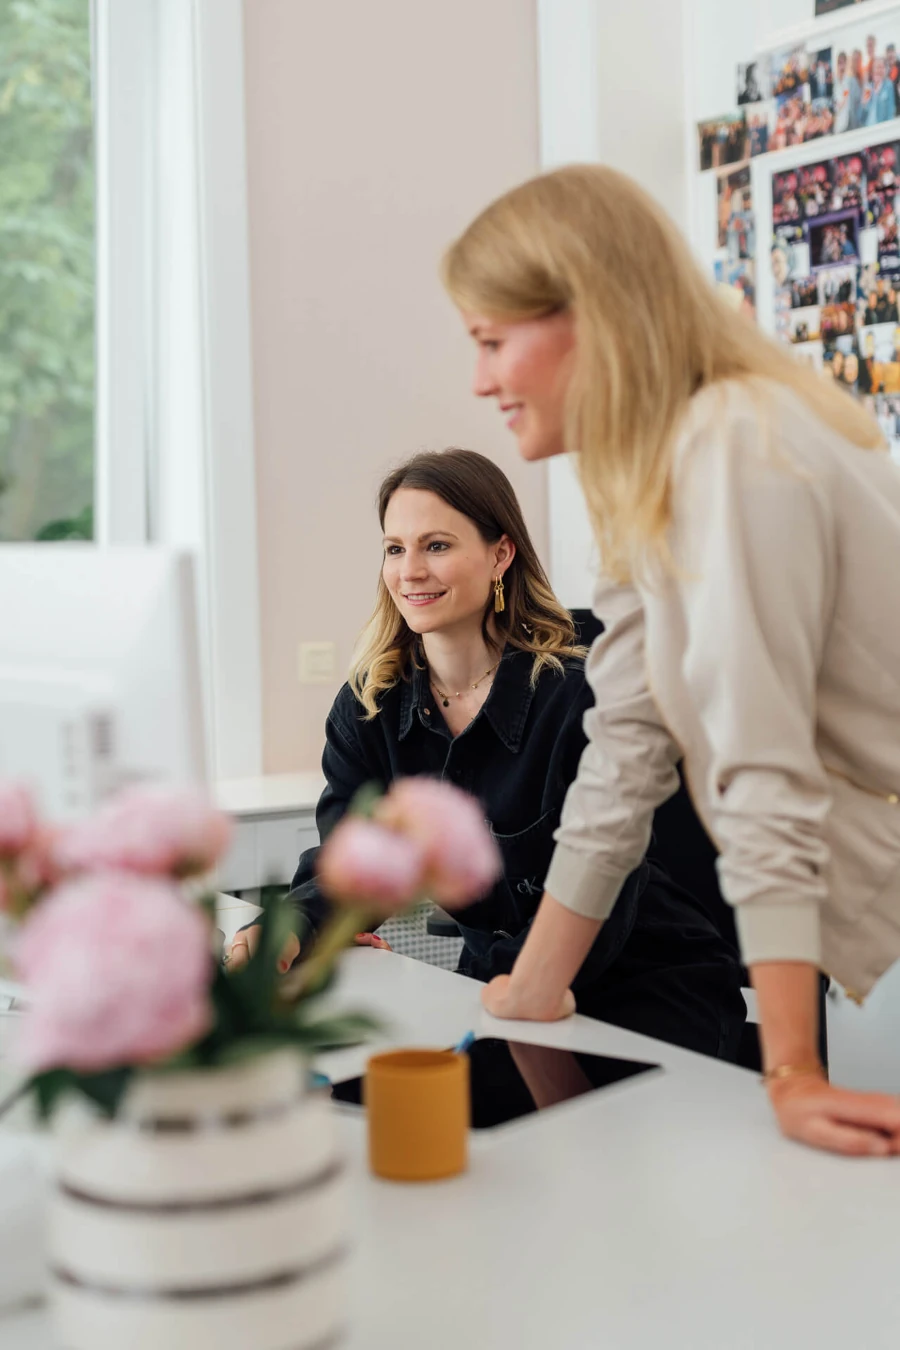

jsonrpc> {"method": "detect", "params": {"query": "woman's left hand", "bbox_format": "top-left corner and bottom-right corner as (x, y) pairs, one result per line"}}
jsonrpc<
(354, 932), (392, 951)
(768, 1075), (900, 1156)
(481, 973), (575, 1021)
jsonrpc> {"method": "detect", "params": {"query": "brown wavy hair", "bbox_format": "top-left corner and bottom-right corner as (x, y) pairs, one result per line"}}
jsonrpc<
(349, 449), (585, 717)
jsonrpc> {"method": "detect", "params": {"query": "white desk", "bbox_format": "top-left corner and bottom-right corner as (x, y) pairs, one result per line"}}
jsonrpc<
(5, 948), (900, 1349)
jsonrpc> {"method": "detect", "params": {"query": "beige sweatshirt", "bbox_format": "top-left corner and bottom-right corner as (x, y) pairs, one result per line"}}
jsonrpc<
(545, 379), (900, 999)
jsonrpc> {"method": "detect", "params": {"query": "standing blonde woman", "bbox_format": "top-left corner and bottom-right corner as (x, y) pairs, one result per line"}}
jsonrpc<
(442, 164), (900, 1156)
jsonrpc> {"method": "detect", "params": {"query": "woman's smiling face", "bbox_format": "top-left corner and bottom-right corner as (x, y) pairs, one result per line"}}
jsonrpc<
(463, 310), (577, 462)
(382, 488), (512, 637)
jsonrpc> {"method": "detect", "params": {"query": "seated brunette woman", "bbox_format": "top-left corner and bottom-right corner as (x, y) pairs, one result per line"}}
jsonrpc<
(229, 449), (746, 1059)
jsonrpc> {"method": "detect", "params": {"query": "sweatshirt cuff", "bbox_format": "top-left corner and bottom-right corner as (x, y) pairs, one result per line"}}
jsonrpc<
(735, 899), (822, 968)
(544, 843), (630, 922)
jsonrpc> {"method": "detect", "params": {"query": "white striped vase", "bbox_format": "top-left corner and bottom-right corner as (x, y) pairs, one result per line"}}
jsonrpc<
(49, 1048), (348, 1349)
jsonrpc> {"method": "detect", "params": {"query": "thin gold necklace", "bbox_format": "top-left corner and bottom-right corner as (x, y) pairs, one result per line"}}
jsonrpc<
(429, 661), (500, 709)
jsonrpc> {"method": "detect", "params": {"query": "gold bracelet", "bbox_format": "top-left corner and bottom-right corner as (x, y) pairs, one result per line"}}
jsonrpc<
(762, 1062), (825, 1086)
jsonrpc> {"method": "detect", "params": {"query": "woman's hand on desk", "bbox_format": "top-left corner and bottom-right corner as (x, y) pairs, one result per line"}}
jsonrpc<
(481, 893), (599, 1021)
(768, 1075), (900, 1157)
(227, 926), (301, 974)
(353, 932), (392, 951)
(227, 927), (390, 972)
(753, 961), (900, 1155)
(482, 974), (575, 1021)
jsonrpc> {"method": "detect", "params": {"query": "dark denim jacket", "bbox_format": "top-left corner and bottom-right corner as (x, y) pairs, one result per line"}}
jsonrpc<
(288, 647), (645, 987)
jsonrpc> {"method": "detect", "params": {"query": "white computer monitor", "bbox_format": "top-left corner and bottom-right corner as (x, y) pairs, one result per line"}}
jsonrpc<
(0, 546), (207, 819)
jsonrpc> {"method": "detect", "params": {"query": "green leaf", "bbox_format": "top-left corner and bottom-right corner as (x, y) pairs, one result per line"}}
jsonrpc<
(29, 1064), (133, 1120)
(73, 1068), (133, 1118)
(211, 1036), (303, 1069)
(232, 890), (296, 1013)
(197, 888), (217, 927)
(348, 782), (384, 820)
(290, 1010), (382, 1049)
(31, 1067), (77, 1119)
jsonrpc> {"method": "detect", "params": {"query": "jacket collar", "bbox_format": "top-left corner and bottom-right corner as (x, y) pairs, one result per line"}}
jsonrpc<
(397, 646), (537, 753)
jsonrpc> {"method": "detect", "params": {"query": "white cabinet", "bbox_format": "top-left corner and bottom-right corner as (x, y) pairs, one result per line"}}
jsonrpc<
(217, 812), (319, 893)
(214, 773), (325, 894)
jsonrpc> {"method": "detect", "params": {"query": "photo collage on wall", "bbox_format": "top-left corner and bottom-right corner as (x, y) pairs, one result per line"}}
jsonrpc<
(702, 6), (900, 462)
(698, 17), (900, 171)
(772, 137), (900, 458)
(698, 114), (748, 171)
(716, 165), (756, 316)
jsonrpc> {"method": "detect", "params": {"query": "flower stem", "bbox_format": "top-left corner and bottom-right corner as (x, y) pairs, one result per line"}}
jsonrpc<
(277, 905), (369, 1004)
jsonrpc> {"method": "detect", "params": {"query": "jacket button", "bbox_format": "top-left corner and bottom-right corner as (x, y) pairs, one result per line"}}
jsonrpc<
(423, 707), (431, 716)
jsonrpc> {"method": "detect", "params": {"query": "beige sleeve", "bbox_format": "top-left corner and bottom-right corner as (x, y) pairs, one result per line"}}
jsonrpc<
(673, 406), (834, 968)
(544, 579), (681, 920)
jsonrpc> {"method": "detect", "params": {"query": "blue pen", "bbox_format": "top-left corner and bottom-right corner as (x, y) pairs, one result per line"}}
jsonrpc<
(452, 1030), (475, 1055)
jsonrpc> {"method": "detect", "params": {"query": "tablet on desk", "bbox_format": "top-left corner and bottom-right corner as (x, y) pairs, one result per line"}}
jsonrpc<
(331, 1037), (660, 1129)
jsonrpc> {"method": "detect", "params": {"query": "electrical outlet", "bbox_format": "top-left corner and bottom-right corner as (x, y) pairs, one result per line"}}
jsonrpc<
(298, 641), (337, 685)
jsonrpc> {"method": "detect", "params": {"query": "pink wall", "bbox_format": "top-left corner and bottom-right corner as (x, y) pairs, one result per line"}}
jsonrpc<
(243, 0), (545, 771)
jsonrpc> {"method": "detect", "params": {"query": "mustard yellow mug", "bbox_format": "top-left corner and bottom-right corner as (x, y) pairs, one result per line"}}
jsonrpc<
(366, 1049), (469, 1181)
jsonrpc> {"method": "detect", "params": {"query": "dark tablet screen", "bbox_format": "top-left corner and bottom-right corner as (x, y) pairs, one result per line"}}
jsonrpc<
(331, 1037), (660, 1129)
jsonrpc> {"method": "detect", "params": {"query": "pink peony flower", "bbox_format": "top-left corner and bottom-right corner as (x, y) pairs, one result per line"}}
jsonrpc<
(0, 828), (60, 920)
(375, 778), (501, 907)
(13, 871), (212, 1073)
(319, 779), (501, 914)
(0, 781), (38, 859)
(318, 818), (427, 914)
(14, 827), (61, 891)
(53, 785), (233, 880)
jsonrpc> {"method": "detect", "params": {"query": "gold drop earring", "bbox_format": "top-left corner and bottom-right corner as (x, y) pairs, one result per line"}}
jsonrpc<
(494, 575), (505, 613)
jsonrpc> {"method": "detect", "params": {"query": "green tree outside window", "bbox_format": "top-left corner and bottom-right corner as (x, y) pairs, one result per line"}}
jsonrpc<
(0, 0), (94, 542)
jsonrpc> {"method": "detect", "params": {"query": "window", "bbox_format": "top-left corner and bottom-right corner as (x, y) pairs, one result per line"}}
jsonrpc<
(0, 0), (94, 542)
(0, 0), (262, 778)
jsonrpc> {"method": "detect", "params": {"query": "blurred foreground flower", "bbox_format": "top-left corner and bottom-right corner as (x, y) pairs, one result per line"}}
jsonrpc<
(318, 777), (500, 912)
(284, 777), (501, 1001)
(53, 784), (233, 880)
(0, 774), (377, 1118)
(374, 778), (501, 907)
(0, 781), (38, 858)
(1, 774), (494, 1116)
(14, 871), (212, 1073)
(318, 818), (426, 912)
(0, 781), (59, 919)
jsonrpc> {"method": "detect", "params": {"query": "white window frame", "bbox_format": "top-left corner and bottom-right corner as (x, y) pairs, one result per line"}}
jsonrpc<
(92, 0), (262, 782)
(537, 0), (691, 608)
(537, 0), (602, 609)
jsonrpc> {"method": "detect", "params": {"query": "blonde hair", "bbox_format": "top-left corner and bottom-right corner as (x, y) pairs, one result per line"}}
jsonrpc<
(349, 449), (585, 718)
(442, 164), (884, 583)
